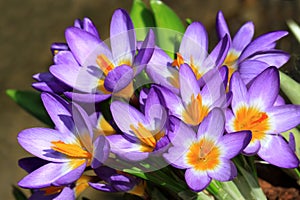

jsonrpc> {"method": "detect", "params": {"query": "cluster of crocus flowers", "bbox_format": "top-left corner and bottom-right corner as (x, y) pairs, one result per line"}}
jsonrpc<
(17, 7), (300, 199)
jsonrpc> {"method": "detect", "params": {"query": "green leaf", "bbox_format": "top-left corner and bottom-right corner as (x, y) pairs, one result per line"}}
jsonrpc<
(130, 0), (155, 41)
(12, 185), (27, 200)
(6, 89), (53, 126)
(150, 0), (185, 59)
(279, 71), (300, 105)
(287, 20), (300, 43)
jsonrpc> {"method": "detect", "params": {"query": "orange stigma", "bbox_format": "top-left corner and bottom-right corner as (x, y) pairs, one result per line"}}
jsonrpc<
(96, 54), (115, 76)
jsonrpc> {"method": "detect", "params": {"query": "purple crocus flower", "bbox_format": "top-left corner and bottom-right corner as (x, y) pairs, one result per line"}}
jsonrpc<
(164, 108), (251, 192)
(217, 11), (290, 84)
(155, 63), (229, 127)
(109, 88), (169, 161)
(146, 22), (229, 94)
(17, 93), (109, 189)
(33, 18), (100, 95)
(226, 67), (300, 168)
(19, 157), (96, 200)
(50, 9), (155, 103)
(90, 166), (147, 198)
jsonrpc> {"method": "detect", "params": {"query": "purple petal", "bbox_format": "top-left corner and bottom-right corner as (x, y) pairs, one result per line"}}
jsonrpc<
(144, 88), (167, 131)
(218, 131), (252, 159)
(232, 22), (254, 52)
(229, 72), (248, 111)
(64, 92), (111, 103)
(18, 162), (85, 188)
(249, 50), (290, 68)
(266, 104), (300, 133)
(154, 86), (184, 118)
(41, 93), (74, 135)
(216, 11), (231, 40)
(168, 117), (196, 147)
(133, 29), (155, 74)
(54, 51), (78, 65)
(74, 17), (100, 39)
(248, 67), (279, 109)
(289, 132), (296, 152)
(89, 182), (116, 192)
(240, 31), (288, 61)
(208, 159), (237, 181)
(238, 60), (270, 85)
(197, 108), (225, 142)
(258, 135), (299, 168)
(110, 9), (136, 66)
(71, 103), (94, 152)
(179, 64), (200, 107)
(107, 135), (149, 161)
(91, 135), (110, 168)
(65, 27), (101, 65)
(110, 101), (147, 136)
(242, 140), (261, 155)
(179, 22), (208, 64)
(18, 128), (74, 162)
(51, 42), (69, 55)
(185, 168), (211, 192)
(274, 95), (285, 106)
(50, 64), (100, 93)
(104, 65), (134, 93)
(54, 187), (75, 200)
(204, 35), (230, 68)
(163, 145), (190, 169)
(53, 162), (86, 186)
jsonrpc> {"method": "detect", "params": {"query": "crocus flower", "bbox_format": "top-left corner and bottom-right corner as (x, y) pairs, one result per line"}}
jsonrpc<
(226, 67), (300, 168)
(155, 63), (229, 127)
(164, 108), (251, 192)
(17, 93), (109, 189)
(19, 157), (96, 200)
(32, 18), (100, 95)
(109, 88), (169, 161)
(50, 9), (155, 103)
(217, 11), (290, 84)
(90, 166), (147, 198)
(146, 22), (229, 94)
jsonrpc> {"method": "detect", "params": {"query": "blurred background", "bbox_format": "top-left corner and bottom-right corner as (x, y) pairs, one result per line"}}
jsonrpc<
(1, 0), (300, 199)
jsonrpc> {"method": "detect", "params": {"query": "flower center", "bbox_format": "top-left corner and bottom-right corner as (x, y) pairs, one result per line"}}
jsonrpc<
(130, 123), (164, 152)
(223, 50), (239, 82)
(96, 54), (115, 76)
(233, 106), (270, 143)
(182, 94), (209, 126)
(172, 53), (202, 79)
(186, 139), (220, 171)
(51, 141), (92, 159)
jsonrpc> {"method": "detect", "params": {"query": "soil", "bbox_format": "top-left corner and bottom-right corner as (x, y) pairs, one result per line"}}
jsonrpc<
(257, 164), (300, 200)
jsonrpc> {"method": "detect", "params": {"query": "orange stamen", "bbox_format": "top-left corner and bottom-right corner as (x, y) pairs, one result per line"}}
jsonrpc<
(182, 94), (209, 126)
(172, 53), (184, 67)
(51, 141), (92, 159)
(233, 106), (269, 143)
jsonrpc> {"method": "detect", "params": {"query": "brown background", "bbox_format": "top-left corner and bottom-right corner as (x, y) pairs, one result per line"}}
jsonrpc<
(1, 0), (300, 199)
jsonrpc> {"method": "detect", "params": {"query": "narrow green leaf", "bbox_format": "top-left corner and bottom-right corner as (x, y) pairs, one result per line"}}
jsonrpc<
(6, 89), (53, 126)
(287, 20), (300, 43)
(12, 185), (27, 200)
(150, 0), (185, 58)
(279, 71), (300, 105)
(130, 0), (155, 41)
